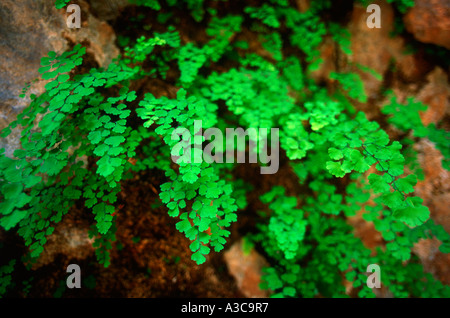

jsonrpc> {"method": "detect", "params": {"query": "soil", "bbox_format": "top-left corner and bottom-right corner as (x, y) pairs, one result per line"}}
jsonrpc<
(2, 168), (244, 298)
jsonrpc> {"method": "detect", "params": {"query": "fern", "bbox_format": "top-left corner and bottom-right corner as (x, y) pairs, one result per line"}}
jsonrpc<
(55, 0), (71, 9)
(245, 4), (281, 29)
(330, 72), (368, 103)
(260, 186), (307, 260)
(0, 260), (15, 298)
(137, 89), (238, 264)
(382, 95), (450, 170)
(1, 0), (448, 298)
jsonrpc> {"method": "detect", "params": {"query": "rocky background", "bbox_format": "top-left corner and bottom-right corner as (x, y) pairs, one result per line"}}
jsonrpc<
(0, 0), (448, 297)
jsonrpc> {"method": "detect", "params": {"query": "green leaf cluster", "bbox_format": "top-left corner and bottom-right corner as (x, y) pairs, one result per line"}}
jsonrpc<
(2, 0), (446, 297)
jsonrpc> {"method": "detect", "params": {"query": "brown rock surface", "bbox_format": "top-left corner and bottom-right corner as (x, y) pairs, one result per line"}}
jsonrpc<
(296, 0), (310, 13)
(413, 239), (450, 285)
(345, 1), (436, 99)
(412, 138), (450, 285)
(30, 208), (95, 270)
(0, 0), (119, 156)
(62, 0), (120, 67)
(395, 50), (433, 83)
(347, 1), (402, 99)
(415, 139), (450, 233)
(389, 66), (449, 127)
(404, 0), (450, 49)
(416, 67), (450, 126)
(309, 36), (337, 85)
(224, 239), (270, 298)
(87, 0), (129, 21)
(0, 0), (67, 156)
(346, 2), (450, 286)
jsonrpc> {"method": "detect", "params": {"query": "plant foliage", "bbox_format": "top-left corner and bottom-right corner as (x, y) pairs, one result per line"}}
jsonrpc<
(0, 0), (448, 298)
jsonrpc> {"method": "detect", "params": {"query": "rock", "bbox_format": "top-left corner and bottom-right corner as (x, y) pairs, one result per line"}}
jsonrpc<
(347, 208), (384, 250)
(87, 0), (130, 21)
(388, 66), (449, 128)
(0, 0), (67, 157)
(384, 66), (450, 287)
(395, 49), (433, 83)
(309, 36), (337, 86)
(0, 0), (119, 157)
(404, 0), (450, 50)
(62, 1), (120, 67)
(416, 67), (450, 126)
(311, 0), (440, 107)
(224, 239), (269, 298)
(413, 138), (450, 285)
(296, 0), (310, 13)
(413, 239), (450, 285)
(415, 139), (450, 232)
(347, 1), (403, 99)
(31, 210), (95, 269)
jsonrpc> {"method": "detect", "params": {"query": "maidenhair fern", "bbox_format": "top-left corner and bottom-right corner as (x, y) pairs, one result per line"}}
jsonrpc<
(0, 0), (448, 298)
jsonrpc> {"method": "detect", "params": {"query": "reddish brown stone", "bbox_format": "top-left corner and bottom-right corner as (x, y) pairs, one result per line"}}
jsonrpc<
(413, 139), (450, 284)
(416, 67), (450, 126)
(396, 50), (433, 83)
(62, 0), (119, 67)
(309, 36), (337, 85)
(347, 1), (400, 99)
(404, 0), (450, 50)
(224, 239), (270, 298)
